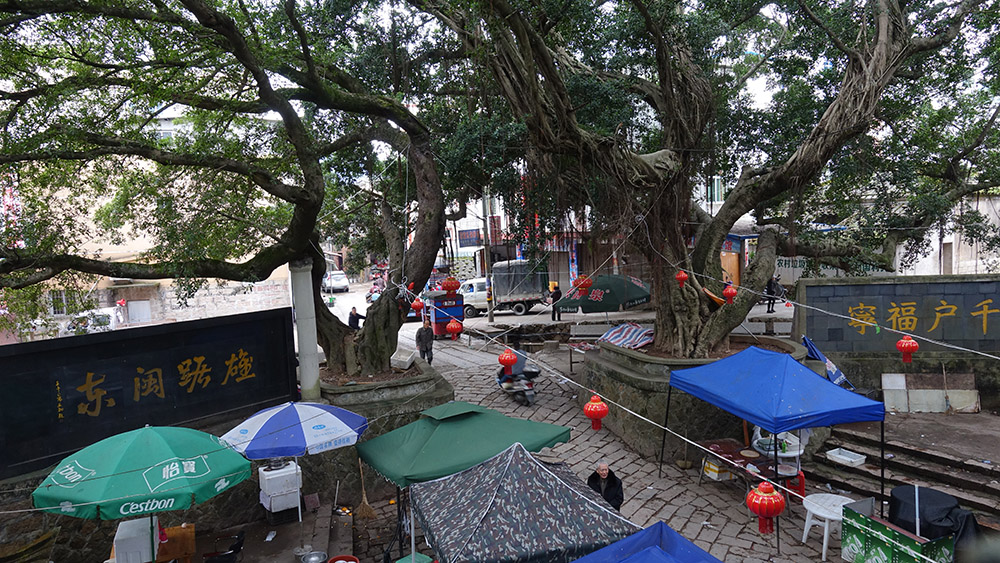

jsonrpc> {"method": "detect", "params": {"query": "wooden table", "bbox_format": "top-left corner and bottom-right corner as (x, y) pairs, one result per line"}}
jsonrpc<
(697, 438), (785, 483)
(110, 524), (196, 563)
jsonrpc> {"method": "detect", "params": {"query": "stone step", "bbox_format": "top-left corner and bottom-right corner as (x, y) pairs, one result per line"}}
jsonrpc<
(822, 436), (1000, 500)
(832, 427), (1000, 481)
(805, 456), (1000, 517)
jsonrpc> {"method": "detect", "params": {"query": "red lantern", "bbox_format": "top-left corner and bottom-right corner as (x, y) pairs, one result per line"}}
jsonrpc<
(446, 318), (462, 340)
(746, 481), (786, 534)
(722, 284), (738, 304)
(411, 298), (424, 313)
(498, 348), (518, 375)
(573, 275), (593, 296)
(896, 335), (919, 363)
(441, 276), (461, 295)
(583, 394), (609, 430)
(675, 270), (688, 289)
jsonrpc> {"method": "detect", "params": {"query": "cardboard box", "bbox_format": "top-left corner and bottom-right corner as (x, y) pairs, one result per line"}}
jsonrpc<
(701, 458), (734, 481)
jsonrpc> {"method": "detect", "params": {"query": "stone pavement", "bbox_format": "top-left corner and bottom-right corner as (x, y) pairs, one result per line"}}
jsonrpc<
(378, 334), (835, 562)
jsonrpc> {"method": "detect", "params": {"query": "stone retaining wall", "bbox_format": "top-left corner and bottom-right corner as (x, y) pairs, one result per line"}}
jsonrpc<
(569, 336), (816, 463)
(0, 361), (453, 562)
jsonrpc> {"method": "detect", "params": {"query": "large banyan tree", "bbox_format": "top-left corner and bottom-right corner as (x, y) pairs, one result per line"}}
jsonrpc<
(412, 0), (998, 356)
(0, 0), (454, 374)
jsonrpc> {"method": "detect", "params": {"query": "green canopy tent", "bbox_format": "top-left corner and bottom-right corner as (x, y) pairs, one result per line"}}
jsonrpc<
(356, 402), (571, 561)
(557, 274), (651, 314)
(356, 401), (571, 487)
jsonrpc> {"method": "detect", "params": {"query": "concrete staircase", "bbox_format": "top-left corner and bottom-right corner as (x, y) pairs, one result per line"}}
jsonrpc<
(803, 426), (1000, 530)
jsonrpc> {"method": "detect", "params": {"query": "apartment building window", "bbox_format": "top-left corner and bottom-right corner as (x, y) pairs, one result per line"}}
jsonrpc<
(49, 290), (75, 315)
(706, 176), (724, 203)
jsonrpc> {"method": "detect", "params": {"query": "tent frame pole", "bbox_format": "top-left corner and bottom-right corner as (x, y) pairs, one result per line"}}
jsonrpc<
(658, 386), (673, 478)
(880, 420), (886, 519)
(774, 435), (781, 555)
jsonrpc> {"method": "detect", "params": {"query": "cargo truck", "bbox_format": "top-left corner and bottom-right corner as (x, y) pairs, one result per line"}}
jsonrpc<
(459, 259), (548, 317)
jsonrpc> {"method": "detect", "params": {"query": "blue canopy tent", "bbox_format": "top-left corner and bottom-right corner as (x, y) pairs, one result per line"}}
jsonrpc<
(572, 522), (723, 563)
(660, 347), (887, 551)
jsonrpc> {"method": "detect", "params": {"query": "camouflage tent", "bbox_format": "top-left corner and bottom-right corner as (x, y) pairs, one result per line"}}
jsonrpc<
(410, 443), (640, 563)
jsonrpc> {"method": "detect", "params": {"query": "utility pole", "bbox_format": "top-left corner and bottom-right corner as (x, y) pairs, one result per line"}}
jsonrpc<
(482, 189), (495, 323)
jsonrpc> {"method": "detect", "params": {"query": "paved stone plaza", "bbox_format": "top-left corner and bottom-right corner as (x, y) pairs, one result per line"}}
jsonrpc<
(393, 336), (834, 562)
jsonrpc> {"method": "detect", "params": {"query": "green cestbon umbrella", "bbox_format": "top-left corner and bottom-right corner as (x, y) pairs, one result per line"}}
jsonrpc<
(556, 274), (652, 313)
(32, 426), (251, 521)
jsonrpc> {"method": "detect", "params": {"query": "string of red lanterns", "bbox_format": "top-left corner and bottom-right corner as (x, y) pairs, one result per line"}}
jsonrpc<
(674, 270), (688, 289)
(498, 349), (518, 375)
(896, 335), (919, 363)
(722, 284), (738, 304)
(446, 318), (462, 340)
(583, 394), (609, 430)
(572, 275), (593, 296)
(746, 481), (785, 534)
(441, 276), (461, 295)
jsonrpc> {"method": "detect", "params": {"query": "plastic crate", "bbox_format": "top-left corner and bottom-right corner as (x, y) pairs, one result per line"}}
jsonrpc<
(827, 447), (866, 467)
(265, 507), (298, 525)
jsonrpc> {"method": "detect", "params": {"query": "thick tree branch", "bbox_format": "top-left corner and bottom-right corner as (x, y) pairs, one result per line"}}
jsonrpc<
(0, 245), (298, 289)
(796, 0), (859, 59)
(909, 0), (988, 53)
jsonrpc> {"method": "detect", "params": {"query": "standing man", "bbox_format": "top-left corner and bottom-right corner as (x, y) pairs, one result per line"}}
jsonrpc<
(415, 319), (434, 365)
(550, 284), (563, 321)
(764, 276), (781, 313)
(587, 460), (624, 511)
(348, 307), (365, 330)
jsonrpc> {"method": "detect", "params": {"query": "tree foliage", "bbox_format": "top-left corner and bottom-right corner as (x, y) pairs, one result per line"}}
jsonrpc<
(408, 0), (998, 356)
(0, 0), (449, 373)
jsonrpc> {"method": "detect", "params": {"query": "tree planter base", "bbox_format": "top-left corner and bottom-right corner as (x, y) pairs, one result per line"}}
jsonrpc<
(568, 335), (814, 462)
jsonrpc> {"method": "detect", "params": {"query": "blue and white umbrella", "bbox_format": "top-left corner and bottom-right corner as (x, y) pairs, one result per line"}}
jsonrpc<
(221, 401), (368, 460)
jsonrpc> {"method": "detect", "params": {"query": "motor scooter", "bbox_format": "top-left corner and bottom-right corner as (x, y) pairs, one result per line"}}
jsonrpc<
(496, 349), (540, 406)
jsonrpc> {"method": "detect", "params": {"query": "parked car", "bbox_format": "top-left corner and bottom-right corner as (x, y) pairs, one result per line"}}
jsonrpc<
(322, 270), (350, 293)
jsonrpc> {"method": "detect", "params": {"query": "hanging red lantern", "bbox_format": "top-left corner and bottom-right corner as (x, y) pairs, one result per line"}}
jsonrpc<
(746, 481), (786, 534)
(722, 284), (738, 304)
(675, 270), (688, 289)
(583, 394), (609, 430)
(896, 335), (919, 363)
(441, 276), (461, 295)
(498, 348), (518, 375)
(446, 318), (463, 340)
(573, 275), (593, 296)
(411, 298), (424, 313)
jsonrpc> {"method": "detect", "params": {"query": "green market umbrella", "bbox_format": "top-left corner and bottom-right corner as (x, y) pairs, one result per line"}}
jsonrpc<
(356, 402), (570, 488)
(556, 274), (651, 313)
(33, 426), (250, 520)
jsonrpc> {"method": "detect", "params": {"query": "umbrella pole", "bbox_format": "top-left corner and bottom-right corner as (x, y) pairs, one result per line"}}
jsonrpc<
(150, 514), (156, 563)
(410, 501), (416, 562)
(294, 456), (309, 554)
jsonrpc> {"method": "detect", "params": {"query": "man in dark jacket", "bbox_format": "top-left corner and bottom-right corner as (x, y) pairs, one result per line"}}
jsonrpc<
(348, 307), (365, 330)
(587, 461), (624, 511)
(415, 319), (434, 365)
(550, 285), (563, 321)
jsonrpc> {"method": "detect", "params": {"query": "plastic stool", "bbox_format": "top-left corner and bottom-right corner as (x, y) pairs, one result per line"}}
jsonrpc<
(785, 470), (806, 498)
